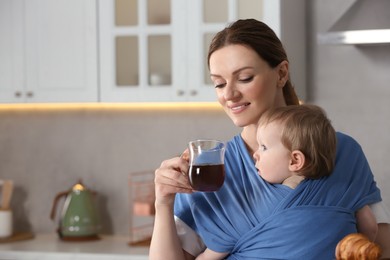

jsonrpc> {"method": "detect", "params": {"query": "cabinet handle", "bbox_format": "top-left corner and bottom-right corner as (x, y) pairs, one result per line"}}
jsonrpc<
(27, 91), (34, 97)
(189, 90), (198, 96)
(177, 90), (185, 96)
(14, 91), (22, 97)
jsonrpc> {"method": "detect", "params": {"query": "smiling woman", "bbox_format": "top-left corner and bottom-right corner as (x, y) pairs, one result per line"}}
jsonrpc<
(149, 19), (388, 260)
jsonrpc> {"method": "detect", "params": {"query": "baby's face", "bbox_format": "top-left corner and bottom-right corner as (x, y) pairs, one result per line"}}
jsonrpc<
(254, 122), (292, 184)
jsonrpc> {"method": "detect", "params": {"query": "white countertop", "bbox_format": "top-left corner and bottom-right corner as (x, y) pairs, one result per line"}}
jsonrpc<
(0, 234), (149, 260)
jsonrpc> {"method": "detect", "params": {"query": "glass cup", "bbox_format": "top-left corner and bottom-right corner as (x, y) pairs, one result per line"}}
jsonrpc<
(188, 140), (226, 192)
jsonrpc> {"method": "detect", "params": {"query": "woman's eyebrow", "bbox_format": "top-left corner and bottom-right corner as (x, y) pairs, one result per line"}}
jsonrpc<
(210, 73), (221, 78)
(210, 66), (253, 78)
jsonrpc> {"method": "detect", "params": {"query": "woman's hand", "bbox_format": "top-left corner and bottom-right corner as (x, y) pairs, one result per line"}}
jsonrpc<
(154, 151), (193, 207)
(150, 151), (195, 260)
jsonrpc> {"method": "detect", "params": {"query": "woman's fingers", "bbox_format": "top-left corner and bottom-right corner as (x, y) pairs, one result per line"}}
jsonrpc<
(154, 156), (193, 204)
(180, 149), (190, 162)
(155, 167), (191, 190)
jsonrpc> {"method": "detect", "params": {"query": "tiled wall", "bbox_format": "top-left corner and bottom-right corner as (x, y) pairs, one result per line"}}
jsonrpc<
(0, 107), (239, 236)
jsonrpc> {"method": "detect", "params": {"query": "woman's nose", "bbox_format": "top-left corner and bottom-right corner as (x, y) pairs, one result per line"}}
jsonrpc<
(223, 83), (239, 100)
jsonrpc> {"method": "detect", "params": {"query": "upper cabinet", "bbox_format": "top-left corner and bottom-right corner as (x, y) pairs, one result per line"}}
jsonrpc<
(0, 0), (98, 103)
(99, 0), (274, 102)
(0, 0), (306, 103)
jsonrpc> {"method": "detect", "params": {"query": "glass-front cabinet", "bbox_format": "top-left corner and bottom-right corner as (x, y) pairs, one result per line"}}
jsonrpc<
(99, 0), (265, 102)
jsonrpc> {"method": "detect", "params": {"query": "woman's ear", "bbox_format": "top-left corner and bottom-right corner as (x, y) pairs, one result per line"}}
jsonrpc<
(289, 150), (305, 172)
(277, 60), (289, 88)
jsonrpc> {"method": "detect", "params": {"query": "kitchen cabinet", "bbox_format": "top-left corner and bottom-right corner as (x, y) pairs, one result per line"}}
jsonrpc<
(0, 0), (98, 103)
(99, 0), (305, 102)
(0, 0), (306, 103)
(99, 0), (242, 102)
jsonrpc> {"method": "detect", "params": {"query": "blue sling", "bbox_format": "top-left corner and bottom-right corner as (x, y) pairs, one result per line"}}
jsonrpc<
(174, 132), (381, 259)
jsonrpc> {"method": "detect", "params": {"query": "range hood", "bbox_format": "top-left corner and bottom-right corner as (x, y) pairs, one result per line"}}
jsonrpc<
(318, 0), (390, 45)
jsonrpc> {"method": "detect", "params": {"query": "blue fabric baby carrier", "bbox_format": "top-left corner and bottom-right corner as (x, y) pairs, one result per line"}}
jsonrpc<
(174, 132), (381, 259)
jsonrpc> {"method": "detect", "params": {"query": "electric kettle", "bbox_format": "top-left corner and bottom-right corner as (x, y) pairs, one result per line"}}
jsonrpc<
(50, 181), (100, 241)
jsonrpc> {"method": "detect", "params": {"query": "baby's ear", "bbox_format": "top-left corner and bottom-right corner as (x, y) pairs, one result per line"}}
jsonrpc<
(289, 150), (305, 172)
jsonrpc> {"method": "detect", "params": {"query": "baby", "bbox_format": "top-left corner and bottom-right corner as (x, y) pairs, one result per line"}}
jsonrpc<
(196, 104), (378, 260)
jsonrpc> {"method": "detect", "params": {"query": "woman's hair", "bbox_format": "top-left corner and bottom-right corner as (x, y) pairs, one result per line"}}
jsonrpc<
(335, 233), (382, 260)
(258, 104), (336, 179)
(208, 19), (300, 106)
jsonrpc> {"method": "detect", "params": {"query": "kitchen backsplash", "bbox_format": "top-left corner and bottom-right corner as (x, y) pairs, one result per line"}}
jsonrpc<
(0, 106), (239, 236)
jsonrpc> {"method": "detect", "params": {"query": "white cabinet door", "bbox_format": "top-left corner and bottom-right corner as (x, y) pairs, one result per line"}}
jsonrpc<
(25, 0), (98, 103)
(0, 0), (24, 103)
(0, 0), (98, 103)
(99, 0), (182, 102)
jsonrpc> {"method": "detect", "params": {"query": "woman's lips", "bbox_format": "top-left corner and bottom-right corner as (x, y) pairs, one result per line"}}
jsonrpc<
(229, 103), (250, 113)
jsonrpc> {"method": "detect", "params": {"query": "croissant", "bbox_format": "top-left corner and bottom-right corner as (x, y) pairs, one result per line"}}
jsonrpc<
(335, 233), (382, 260)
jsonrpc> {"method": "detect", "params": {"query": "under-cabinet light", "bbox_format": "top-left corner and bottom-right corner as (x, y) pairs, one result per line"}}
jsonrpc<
(0, 102), (222, 111)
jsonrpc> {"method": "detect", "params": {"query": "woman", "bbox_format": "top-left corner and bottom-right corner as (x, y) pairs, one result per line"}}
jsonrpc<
(149, 19), (386, 259)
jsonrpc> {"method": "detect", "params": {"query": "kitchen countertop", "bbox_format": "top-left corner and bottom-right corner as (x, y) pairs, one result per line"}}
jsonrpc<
(0, 233), (149, 260)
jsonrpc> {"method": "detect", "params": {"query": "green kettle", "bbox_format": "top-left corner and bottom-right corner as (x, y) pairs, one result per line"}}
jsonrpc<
(50, 181), (99, 241)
